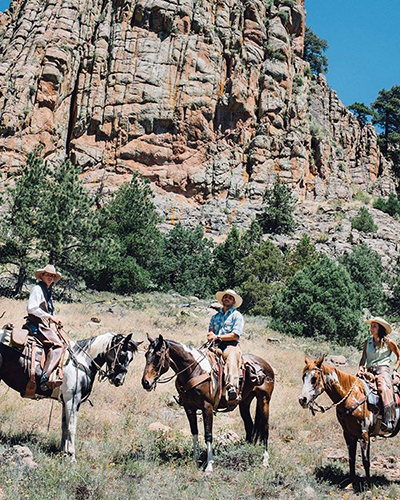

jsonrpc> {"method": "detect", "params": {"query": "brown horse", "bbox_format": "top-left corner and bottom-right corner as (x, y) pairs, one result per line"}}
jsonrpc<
(141, 335), (274, 473)
(299, 355), (400, 488)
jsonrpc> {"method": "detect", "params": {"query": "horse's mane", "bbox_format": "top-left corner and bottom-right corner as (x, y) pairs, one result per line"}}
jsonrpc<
(74, 332), (115, 357)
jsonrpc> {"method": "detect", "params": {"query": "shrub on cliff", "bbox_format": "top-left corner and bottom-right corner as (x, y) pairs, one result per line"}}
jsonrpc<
(257, 178), (297, 235)
(373, 193), (400, 218)
(340, 243), (387, 314)
(157, 224), (214, 297)
(350, 207), (377, 233)
(304, 27), (329, 75)
(271, 255), (363, 345)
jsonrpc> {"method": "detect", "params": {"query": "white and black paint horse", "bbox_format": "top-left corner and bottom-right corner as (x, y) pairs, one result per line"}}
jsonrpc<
(0, 331), (141, 461)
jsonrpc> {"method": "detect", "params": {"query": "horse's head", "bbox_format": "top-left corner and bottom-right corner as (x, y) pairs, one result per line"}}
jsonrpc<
(105, 333), (142, 387)
(141, 334), (170, 391)
(298, 355), (326, 408)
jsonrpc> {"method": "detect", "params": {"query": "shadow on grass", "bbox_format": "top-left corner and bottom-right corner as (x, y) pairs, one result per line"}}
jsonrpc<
(0, 428), (59, 455)
(315, 464), (400, 492)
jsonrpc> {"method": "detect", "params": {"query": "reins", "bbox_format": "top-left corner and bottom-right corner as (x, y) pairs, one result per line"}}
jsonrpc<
(56, 326), (127, 383)
(308, 367), (359, 415)
(154, 341), (211, 385)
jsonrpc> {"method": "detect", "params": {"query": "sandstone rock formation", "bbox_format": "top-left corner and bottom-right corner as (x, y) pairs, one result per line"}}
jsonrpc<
(0, 0), (395, 233)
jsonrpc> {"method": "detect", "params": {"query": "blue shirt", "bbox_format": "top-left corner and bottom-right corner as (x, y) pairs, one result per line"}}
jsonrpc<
(209, 307), (244, 340)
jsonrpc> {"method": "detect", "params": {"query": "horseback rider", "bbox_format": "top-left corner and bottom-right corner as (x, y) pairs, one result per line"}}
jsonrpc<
(207, 289), (244, 402)
(357, 317), (400, 432)
(24, 264), (64, 391)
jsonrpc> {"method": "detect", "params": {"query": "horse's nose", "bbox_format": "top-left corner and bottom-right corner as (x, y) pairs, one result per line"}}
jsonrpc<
(142, 377), (151, 390)
(298, 395), (308, 407)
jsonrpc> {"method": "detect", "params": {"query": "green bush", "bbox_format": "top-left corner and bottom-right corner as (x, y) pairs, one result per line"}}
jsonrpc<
(271, 255), (363, 345)
(350, 207), (377, 233)
(373, 193), (400, 217)
(257, 178), (297, 235)
(83, 173), (162, 293)
(235, 240), (285, 315)
(213, 221), (263, 290)
(283, 235), (319, 279)
(157, 224), (214, 298)
(340, 243), (386, 314)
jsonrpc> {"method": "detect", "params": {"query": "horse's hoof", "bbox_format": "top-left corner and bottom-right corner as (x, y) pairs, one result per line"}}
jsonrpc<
(204, 462), (214, 475)
(262, 451), (270, 468)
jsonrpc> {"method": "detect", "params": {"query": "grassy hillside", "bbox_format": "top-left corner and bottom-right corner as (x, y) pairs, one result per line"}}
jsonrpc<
(0, 294), (398, 499)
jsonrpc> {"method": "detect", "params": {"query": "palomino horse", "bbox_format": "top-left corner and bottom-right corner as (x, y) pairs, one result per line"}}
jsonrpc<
(0, 330), (141, 461)
(141, 335), (274, 473)
(299, 355), (400, 488)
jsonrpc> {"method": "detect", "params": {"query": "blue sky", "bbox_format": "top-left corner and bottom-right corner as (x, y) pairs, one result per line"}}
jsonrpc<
(306, 0), (400, 106)
(0, 0), (398, 107)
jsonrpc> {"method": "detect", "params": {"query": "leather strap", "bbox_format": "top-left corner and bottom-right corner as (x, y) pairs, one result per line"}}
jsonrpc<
(181, 372), (211, 392)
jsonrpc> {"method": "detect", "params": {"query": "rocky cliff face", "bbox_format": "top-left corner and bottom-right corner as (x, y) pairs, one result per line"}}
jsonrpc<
(0, 0), (395, 233)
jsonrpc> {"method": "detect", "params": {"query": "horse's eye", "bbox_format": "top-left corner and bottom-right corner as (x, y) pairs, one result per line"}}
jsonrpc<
(311, 377), (317, 384)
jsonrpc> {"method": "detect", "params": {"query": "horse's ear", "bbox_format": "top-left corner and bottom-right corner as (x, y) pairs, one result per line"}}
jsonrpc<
(305, 355), (311, 365)
(124, 333), (133, 342)
(146, 333), (154, 343)
(158, 334), (164, 343)
(316, 354), (325, 367)
(131, 340), (143, 351)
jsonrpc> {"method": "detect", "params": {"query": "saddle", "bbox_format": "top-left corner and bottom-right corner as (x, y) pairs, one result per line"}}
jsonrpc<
(0, 323), (67, 399)
(361, 372), (400, 410)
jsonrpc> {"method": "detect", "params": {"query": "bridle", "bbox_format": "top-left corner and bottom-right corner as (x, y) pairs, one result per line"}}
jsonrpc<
(146, 340), (208, 388)
(305, 366), (359, 415)
(72, 335), (129, 384)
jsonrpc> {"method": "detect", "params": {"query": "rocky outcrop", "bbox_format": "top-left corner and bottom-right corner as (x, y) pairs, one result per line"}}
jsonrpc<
(0, 0), (395, 233)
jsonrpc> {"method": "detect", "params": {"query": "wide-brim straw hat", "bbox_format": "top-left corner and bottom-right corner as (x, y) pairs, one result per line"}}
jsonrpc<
(366, 317), (392, 335)
(215, 289), (243, 309)
(35, 264), (62, 282)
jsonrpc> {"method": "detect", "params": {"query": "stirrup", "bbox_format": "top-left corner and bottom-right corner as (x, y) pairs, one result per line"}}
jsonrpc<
(40, 374), (51, 392)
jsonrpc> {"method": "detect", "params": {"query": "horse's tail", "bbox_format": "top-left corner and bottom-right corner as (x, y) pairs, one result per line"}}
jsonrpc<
(251, 392), (271, 444)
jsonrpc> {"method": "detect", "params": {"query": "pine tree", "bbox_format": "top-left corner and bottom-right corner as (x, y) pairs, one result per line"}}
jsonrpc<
(37, 160), (96, 275)
(372, 85), (400, 176)
(257, 178), (297, 234)
(84, 173), (163, 293)
(304, 27), (329, 75)
(158, 224), (214, 297)
(348, 102), (374, 126)
(0, 150), (49, 295)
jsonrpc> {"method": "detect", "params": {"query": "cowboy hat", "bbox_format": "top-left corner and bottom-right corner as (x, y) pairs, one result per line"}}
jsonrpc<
(35, 264), (62, 282)
(366, 317), (392, 335)
(215, 289), (243, 308)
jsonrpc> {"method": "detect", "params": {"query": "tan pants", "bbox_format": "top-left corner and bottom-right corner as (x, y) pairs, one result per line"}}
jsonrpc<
(222, 345), (242, 390)
(369, 366), (394, 408)
(34, 324), (63, 379)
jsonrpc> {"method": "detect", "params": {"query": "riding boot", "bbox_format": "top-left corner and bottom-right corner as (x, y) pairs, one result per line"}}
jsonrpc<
(381, 403), (395, 432)
(43, 346), (63, 377)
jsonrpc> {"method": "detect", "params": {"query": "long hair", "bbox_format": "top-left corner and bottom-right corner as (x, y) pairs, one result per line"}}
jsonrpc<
(377, 324), (388, 348)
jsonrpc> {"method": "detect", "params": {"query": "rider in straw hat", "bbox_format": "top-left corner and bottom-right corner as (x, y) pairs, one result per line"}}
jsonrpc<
(207, 289), (244, 402)
(25, 264), (64, 392)
(357, 317), (400, 432)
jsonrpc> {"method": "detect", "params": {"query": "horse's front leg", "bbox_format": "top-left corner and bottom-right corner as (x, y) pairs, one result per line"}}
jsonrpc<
(184, 405), (200, 461)
(360, 436), (371, 488)
(61, 395), (80, 462)
(202, 401), (214, 474)
(343, 432), (357, 488)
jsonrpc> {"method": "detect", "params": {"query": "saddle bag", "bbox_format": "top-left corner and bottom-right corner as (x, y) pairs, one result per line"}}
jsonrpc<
(2, 323), (29, 349)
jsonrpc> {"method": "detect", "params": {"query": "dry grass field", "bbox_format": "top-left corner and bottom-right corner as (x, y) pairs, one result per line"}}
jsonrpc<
(0, 293), (398, 499)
